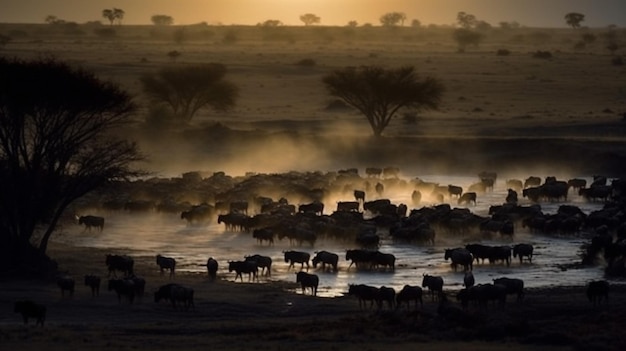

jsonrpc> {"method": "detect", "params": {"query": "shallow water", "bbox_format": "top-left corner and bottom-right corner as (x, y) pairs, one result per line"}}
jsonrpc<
(54, 175), (611, 298)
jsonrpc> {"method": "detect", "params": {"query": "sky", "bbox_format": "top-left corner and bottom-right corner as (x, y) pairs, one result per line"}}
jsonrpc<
(1, 0), (625, 27)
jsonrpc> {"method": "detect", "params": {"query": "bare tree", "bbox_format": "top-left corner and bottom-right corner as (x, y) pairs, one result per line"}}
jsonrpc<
(151, 14), (174, 26)
(565, 12), (585, 29)
(0, 58), (144, 272)
(140, 64), (239, 123)
(300, 13), (320, 26)
(322, 66), (444, 137)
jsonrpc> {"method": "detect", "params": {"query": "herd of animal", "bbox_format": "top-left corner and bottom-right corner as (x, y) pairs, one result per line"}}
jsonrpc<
(17, 169), (624, 325)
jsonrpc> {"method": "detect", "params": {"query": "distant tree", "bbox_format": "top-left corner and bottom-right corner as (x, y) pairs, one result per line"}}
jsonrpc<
(565, 12), (585, 29)
(457, 11), (477, 29)
(0, 57), (143, 271)
(102, 8), (125, 26)
(140, 64), (239, 123)
(322, 65), (444, 137)
(411, 19), (422, 28)
(379, 12), (406, 27)
(45, 15), (65, 25)
(475, 20), (492, 31)
(300, 13), (320, 26)
(151, 14), (174, 26)
(453, 28), (484, 52)
(259, 19), (283, 27)
(498, 21), (520, 30)
(167, 50), (181, 62)
(347, 20), (358, 27)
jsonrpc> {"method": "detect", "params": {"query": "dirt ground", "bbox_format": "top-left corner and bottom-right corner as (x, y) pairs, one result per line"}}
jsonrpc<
(0, 242), (624, 351)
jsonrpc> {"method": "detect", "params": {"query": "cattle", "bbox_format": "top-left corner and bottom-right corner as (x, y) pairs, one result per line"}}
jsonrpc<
(84, 275), (101, 297)
(295, 271), (319, 296)
(513, 243), (534, 264)
(108, 279), (136, 303)
(336, 201), (360, 212)
(444, 248), (473, 272)
(506, 189), (518, 204)
(78, 215), (105, 231)
(348, 284), (381, 310)
(354, 190), (365, 203)
(396, 285), (423, 310)
(422, 274), (444, 301)
(284, 250), (310, 270)
(252, 228), (275, 246)
(245, 254), (272, 276)
(156, 254), (176, 278)
(587, 280), (609, 306)
(378, 286), (396, 309)
(207, 257), (218, 280)
(457, 192), (477, 206)
(298, 201), (324, 215)
(345, 249), (377, 270)
(57, 276), (75, 297)
(524, 176), (541, 189)
(312, 250), (339, 272)
(464, 271), (475, 288)
(170, 284), (195, 310)
(493, 277), (525, 301)
(228, 260), (258, 282)
(448, 185), (463, 198)
(14, 301), (46, 326)
(105, 254), (134, 277)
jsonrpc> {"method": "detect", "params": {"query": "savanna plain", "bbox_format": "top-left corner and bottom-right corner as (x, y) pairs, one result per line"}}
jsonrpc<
(1, 23), (626, 350)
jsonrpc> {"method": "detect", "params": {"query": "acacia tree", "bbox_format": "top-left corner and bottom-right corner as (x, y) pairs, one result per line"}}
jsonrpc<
(0, 58), (144, 272)
(565, 12), (585, 29)
(140, 64), (239, 123)
(102, 8), (125, 25)
(379, 12), (406, 27)
(151, 14), (174, 26)
(322, 66), (444, 137)
(300, 13), (320, 26)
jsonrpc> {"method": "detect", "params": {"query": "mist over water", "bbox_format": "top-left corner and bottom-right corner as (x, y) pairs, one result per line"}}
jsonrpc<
(56, 175), (609, 298)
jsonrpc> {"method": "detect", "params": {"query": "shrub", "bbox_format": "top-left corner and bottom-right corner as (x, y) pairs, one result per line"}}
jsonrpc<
(532, 50), (552, 59)
(496, 49), (511, 56)
(295, 58), (316, 67)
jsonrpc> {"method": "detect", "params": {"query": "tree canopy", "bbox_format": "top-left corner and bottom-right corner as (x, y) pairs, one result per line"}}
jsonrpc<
(140, 64), (239, 123)
(0, 57), (143, 268)
(565, 12), (585, 29)
(379, 12), (407, 27)
(322, 65), (444, 137)
(102, 8), (125, 26)
(300, 13), (321, 26)
(151, 14), (174, 26)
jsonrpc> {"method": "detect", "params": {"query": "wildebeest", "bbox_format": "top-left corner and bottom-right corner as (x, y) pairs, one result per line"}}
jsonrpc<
(207, 257), (218, 280)
(488, 246), (512, 266)
(245, 254), (272, 276)
(348, 284), (381, 310)
(396, 285), (423, 310)
(284, 250), (310, 270)
(154, 283), (180, 304)
(372, 251), (396, 271)
(228, 260), (258, 282)
(463, 271), (475, 288)
(457, 192), (477, 206)
(506, 179), (523, 192)
(513, 243), (534, 264)
(252, 228), (275, 245)
(354, 190), (365, 203)
(156, 254), (176, 278)
(336, 201), (360, 212)
(57, 276), (75, 297)
(411, 190), (422, 206)
(586, 280), (609, 306)
(14, 301), (46, 326)
(465, 243), (492, 264)
(375, 182), (384, 196)
(506, 189), (518, 204)
(170, 284), (195, 310)
(105, 254), (134, 277)
(457, 283), (507, 310)
(524, 176), (541, 189)
(422, 274), (444, 301)
(448, 184), (463, 198)
(180, 203), (213, 224)
(108, 279), (136, 303)
(378, 286), (396, 309)
(493, 277), (525, 301)
(312, 250), (339, 272)
(444, 248), (473, 271)
(345, 249), (376, 270)
(229, 200), (249, 214)
(84, 275), (101, 297)
(295, 271), (319, 296)
(77, 215), (105, 231)
(298, 201), (324, 215)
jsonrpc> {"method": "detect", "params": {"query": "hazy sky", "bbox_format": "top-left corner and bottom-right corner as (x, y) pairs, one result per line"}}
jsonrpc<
(2, 0), (625, 27)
